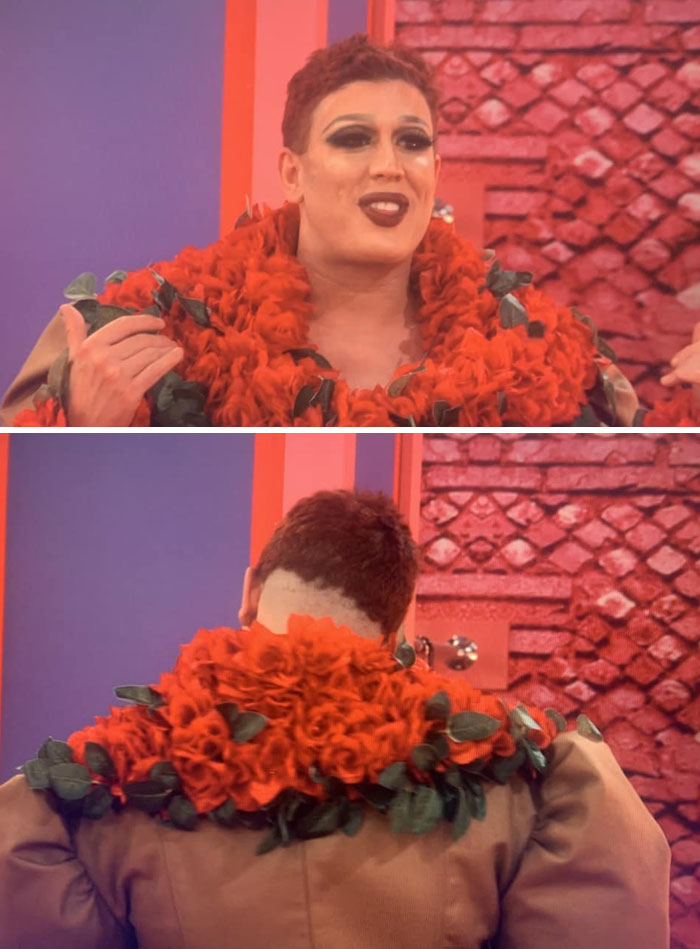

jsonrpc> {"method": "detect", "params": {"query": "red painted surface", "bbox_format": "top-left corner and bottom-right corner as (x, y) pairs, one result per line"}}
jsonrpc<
(396, 0), (700, 409)
(418, 433), (700, 948)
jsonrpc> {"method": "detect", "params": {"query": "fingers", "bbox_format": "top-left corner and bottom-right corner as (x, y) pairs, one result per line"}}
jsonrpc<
(61, 304), (87, 359)
(87, 313), (166, 346)
(122, 342), (182, 379)
(693, 322), (700, 344)
(670, 342), (700, 367)
(112, 332), (179, 361)
(660, 371), (679, 386)
(132, 345), (184, 393)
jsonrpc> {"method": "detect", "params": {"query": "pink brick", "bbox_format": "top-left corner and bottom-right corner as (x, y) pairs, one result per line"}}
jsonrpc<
(398, 24), (518, 49)
(598, 129), (645, 164)
(672, 840), (700, 868)
(548, 541), (593, 574)
(577, 62), (620, 90)
(425, 537), (460, 568)
(540, 656), (578, 683)
(416, 573), (572, 599)
(572, 148), (614, 179)
(674, 570), (700, 600)
(650, 593), (687, 624)
(650, 677), (691, 712)
(526, 519), (567, 550)
(649, 78), (690, 113)
(522, 25), (668, 50)
(677, 61), (700, 91)
(671, 614), (700, 643)
(554, 503), (589, 529)
(596, 589), (636, 620)
(654, 503), (691, 529)
(649, 633), (687, 665)
(647, 544), (687, 576)
(550, 78), (591, 108)
(628, 149), (669, 182)
(578, 614), (611, 645)
(423, 437), (461, 463)
(601, 80), (643, 113)
(501, 538), (537, 568)
(425, 465), (543, 491)
(598, 547), (638, 578)
(674, 520), (700, 555)
(678, 193), (700, 223)
(624, 575), (667, 608)
(524, 99), (569, 133)
(580, 658), (621, 687)
(682, 25), (700, 49)
(626, 654), (664, 685)
(657, 814), (691, 843)
(623, 103), (665, 135)
(480, 60), (519, 87)
(422, 496), (459, 524)
(574, 519), (618, 549)
(675, 653), (700, 686)
(475, 98), (511, 130)
(680, 153), (700, 182)
(510, 629), (572, 654)
(507, 499), (544, 527)
(530, 62), (563, 88)
(556, 218), (599, 248)
(674, 112), (700, 141)
(630, 238), (672, 272)
(439, 135), (548, 161)
(601, 502), (643, 532)
(542, 240), (574, 263)
(580, 192), (618, 225)
(629, 705), (672, 734)
(564, 680), (597, 705)
(645, 0), (700, 22)
(478, 0), (632, 22)
(604, 213), (647, 245)
(652, 126), (691, 158)
(485, 190), (546, 217)
(575, 106), (615, 137)
(608, 686), (648, 714)
(650, 174), (694, 203)
(629, 62), (669, 88)
(626, 520), (666, 552)
(467, 435), (503, 462)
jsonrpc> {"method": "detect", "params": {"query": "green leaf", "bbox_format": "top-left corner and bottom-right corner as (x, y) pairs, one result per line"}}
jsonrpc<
(378, 762), (407, 791)
(522, 740), (547, 773)
(310, 377), (335, 418)
(84, 742), (116, 780)
(82, 784), (113, 819)
(388, 411), (417, 427)
(105, 269), (128, 285)
(41, 739), (74, 765)
(216, 702), (239, 734)
(445, 766), (463, 789)
(233, 711), (267, 744)
(150, 761), (181, 791)
(387, 365), (426, 398)
(114, 685), (163, 708)
(308, 764), (325, 784)
(485, 260), (532, 298)
(293, 384), (317, 419)
(499, 293), (529, 329)
(464, 779), (487, 820)
(341, 801), (365, 837)
(427, 732), (450, 759)
(20, 758), (50, 789)
(447, 711), (501, 743)
(209, 799), (237, 828)
(168, 794), (197, 831)
(177, 294), (211, 327)
(545, 708), (567, 733)
(285, 348), (333, 370)
(432, 401), (461, 426)
(124, 780), (171, 815)
(295, 801), (341, 839)
(394, 640), (416, 669)
(577, 714), (604, 743)
(49, 762), (93, 800)
(497, 390), (507, 415)
(452, 787), (471, 841)
(141, 303), (162, 318)
(411, 743), (440, 771)
(426, 690), (451, 720)
(46, 349), (71, 404)
(64, 272), (97, 300)
(410, 785), (443, 835)
(511, 705), (543, 734)
(389, 788), (413, 834)
(527, 320), (546, 338)
(256, 827), (281, 855)
(73, 298), (100, 332)
(489, 747), (526, 784)
(92, 304), (136, 330)
(357, 783), (394, 811)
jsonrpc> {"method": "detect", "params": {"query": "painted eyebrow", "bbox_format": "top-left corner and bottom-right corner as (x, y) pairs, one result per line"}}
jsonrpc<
(322, 113), (430, 133)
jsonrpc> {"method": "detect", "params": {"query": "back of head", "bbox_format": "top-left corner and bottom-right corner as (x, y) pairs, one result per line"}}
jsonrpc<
(282, 33), (440, 153)
(252, 489), (418, 637)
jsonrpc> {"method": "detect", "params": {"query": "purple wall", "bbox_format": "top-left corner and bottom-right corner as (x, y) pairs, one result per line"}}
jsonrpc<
(1, 433), (254, 780)
(0, 0), (226, 397)
(327, 0), (368, 43)
(355, 434), (396, 497)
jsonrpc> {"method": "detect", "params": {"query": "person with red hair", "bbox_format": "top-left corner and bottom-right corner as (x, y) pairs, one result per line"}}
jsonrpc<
(0, 488), (670, 947)
(3, 34), (699, 427)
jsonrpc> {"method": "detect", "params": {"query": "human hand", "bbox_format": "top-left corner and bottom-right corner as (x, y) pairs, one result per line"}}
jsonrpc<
(660, 322), (700, 391)
(62, 304), (183, 426)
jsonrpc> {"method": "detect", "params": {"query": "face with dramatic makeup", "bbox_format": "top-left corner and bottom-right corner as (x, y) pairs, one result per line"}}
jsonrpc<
(280, 79), (440, 269)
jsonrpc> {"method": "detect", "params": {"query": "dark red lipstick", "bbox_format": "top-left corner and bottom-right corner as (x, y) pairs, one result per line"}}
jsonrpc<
(358, 192), (409, 227)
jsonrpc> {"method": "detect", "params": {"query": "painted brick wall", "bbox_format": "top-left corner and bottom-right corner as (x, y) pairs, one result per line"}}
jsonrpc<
(396, 0), (700, 409)
(418, 433), (700, 948)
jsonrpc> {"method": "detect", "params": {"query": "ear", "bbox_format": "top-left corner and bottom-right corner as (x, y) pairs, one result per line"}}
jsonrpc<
(239, 567), (262, 626)
(279, 147), (303, 202)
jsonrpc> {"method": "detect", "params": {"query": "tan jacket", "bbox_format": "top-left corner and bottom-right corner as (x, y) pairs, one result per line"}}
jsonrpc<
(1, 309), (66, 424)
(0, 732), (670, 949)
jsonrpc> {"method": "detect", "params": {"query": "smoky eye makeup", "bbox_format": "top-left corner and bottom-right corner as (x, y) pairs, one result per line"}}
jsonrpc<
(325, 125), (435, 151)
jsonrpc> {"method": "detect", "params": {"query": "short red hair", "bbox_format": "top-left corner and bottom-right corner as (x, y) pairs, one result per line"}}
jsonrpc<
(252, 490), (418, 636)
(282, 33), (440, 153)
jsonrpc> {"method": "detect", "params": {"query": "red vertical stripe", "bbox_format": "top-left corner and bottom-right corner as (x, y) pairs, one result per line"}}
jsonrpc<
(249, 434), (286, 566)
(0, 435), (9, 757)
(394, 433), (423, 643)
(220, 0), (257, 238)
(367, 0), (396, 43)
